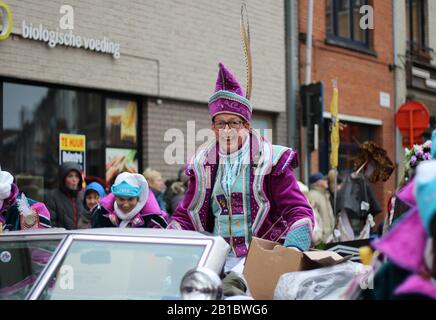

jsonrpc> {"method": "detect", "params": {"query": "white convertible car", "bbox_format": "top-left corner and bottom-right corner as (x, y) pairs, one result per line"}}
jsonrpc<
(0, 228), (230, 300)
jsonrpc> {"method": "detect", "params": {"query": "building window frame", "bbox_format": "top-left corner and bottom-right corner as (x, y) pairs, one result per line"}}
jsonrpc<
(406, 0), (432, 61)
(325, 0), (374, 55)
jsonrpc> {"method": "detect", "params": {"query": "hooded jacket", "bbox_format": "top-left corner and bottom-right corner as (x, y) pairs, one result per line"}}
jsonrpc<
(76, 182), (107, 229)
(83, 182), (106, 209)
(168, 131), (314, 255)
(45, 162), (86, 230)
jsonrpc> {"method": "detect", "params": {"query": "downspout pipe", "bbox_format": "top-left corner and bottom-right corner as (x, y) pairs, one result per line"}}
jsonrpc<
(285, 0), (299, 178)
(392, 0), (401, 186)
(304, 0), (314, 184)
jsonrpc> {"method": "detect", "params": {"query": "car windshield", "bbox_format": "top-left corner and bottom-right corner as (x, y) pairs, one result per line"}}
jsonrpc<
(39, 239), (206, 300)
(0, 240), (61, 300)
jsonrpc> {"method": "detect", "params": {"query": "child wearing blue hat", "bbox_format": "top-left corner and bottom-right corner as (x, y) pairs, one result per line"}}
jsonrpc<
(83, 182), (106, 212)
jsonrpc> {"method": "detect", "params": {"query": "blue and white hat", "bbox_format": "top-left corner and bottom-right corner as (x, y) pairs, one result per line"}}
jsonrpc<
(111, 172), (149, 202)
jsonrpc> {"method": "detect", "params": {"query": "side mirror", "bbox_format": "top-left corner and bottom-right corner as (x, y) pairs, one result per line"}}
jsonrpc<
(179, 267), (223, 300)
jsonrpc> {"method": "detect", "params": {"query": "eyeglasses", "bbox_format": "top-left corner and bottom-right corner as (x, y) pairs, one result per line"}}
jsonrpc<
(213, 120), (245, 129)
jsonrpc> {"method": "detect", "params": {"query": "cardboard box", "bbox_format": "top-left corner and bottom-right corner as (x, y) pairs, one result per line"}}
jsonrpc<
(243, 237), (350, 300)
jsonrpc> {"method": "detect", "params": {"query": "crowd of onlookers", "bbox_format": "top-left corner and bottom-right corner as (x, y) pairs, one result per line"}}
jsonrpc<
(0, 162), (189, 231)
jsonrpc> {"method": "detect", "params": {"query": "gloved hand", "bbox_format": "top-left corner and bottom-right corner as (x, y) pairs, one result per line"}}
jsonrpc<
(415, 160), (436, 236)
(283, 219), (312, 251)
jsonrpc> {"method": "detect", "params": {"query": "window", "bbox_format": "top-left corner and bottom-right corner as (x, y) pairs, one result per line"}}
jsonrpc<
(1, 81), (140, 199)
(39, 240), (205, 300)
(0, 240), (61, 300)
(326, 0), (370, 50)
(406, 0), (429, 57)
(319, 120), (376, 178)
(105, 98), (139, 186)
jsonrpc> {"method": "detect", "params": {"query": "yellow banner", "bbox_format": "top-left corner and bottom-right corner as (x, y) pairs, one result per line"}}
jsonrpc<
(60, 134), (86, 152)
(329, 84), (339, 169)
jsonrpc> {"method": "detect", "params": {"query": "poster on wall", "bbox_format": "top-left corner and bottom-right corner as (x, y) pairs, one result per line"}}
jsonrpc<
(59, 133), (86, 175)
(106, 148), (138, 186)
(106, 99), (138, 148)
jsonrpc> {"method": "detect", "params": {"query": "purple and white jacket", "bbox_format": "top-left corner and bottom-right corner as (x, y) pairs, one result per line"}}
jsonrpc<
(168, 131), (314, 255)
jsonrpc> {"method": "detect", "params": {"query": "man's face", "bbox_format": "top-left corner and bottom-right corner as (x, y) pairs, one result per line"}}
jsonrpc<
(212, 114), (250, 154)
(65, 171), (80, 190)
(316, 179), (328, 190)
(115, 196), (139, 214)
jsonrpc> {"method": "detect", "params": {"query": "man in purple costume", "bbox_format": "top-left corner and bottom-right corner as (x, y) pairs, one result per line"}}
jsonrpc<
(168, 63), (314, 268)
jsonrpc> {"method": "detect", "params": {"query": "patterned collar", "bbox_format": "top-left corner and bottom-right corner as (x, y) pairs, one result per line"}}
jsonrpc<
(107, 212), (145, 227)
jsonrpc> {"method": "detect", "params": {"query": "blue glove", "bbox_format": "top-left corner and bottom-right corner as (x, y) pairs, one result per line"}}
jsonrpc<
(415, 160), (436, 235)
(283, 219), (312, 251)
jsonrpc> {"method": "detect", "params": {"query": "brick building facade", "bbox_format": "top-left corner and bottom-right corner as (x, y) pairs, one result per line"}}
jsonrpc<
(298, 0), (397, 223)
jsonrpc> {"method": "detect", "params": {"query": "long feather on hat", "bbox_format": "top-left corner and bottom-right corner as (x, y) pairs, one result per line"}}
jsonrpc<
(240, 1), (252, 100)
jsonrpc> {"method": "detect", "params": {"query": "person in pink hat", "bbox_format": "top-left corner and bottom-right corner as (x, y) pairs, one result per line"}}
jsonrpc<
(168, 63), (314, 269)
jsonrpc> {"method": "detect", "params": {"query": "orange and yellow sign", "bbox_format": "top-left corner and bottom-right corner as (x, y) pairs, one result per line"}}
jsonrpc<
(60, 134), (86, 152)
(59, 133), (86, 175)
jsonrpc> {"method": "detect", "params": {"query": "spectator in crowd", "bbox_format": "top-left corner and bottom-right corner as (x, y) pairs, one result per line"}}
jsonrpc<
(308, 172), (335, 245)
(143, 168), (167, 212)
(45, 162), (87, 230)
(164, 167), (190, 217)
(78, 181), (106, 229)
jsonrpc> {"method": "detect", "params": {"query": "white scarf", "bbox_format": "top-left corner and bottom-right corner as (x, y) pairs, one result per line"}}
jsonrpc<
(219, 136), (250, 197)
(114, 201), (146, 228)
(112, 173), (149, 228)
(0, 170), (14, 210)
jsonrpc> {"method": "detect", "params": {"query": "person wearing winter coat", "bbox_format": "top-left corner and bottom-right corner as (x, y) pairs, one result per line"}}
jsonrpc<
(308, 172), (335, 245)
(92, 172), (167, 229)
(45, 162), (87, 230)
(143, 168), (167, 212)
(77, 181), (107, 229)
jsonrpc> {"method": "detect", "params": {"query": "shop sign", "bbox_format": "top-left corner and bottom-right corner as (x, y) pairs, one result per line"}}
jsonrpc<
(59, 133), (86, 174)
(21, 21), (121, 59)
(1, 1), (120, 58)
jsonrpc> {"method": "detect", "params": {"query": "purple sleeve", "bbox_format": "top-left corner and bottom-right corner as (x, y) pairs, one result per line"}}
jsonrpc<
(270, 150), (314, 233)
(167, 174), (197, 231)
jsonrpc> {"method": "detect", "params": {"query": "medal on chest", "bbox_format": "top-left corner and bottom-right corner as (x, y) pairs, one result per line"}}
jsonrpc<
(17, 193), (40, 229)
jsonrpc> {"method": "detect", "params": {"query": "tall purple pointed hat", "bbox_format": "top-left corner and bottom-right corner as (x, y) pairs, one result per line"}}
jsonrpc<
(208, 63), (252, 122)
